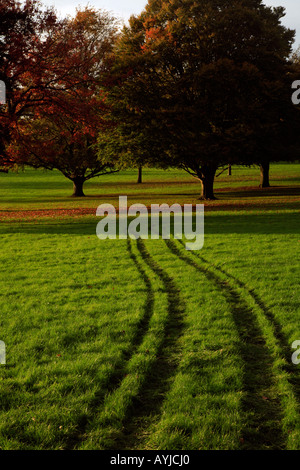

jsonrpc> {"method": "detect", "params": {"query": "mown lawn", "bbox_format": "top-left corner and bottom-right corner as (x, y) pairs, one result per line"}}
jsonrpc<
(0, 164), (299, 450)
(0, 163), (299, 212)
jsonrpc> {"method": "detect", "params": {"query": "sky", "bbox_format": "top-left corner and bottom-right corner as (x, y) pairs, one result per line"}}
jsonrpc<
(31, 0), (300, 48)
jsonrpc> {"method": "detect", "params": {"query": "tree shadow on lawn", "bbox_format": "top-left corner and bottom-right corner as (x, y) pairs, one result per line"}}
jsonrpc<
(0, 210), (299, 236)
(0, 181), (70, 190)
(216, 185), (300, 199)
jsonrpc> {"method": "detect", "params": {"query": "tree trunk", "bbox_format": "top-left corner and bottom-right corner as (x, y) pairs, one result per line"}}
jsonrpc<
(228, 165), (232, 176)
(199, 165), (217, 200)
(259, 162), (270, 188)
(137, 165), (142, 184)
(71, 176), (86, 197)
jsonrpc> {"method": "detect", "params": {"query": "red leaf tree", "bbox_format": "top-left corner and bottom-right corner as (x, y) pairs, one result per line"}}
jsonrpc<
(3, 5), (119, 196)
(0, 0), (62, 171)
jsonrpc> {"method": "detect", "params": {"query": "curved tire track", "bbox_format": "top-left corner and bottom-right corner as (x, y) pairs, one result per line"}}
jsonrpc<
(183, 239), (299, 369)
(64, 239), (156, 449)
(109, 238), (186, 450)
(179, 239), (300, 448)
(165, 238), (285, 450)
(74, 239), (185, 450)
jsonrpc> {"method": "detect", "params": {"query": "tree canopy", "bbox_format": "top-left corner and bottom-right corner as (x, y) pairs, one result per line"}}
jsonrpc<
(0, 0), (63, 169)
(104, 0), (297, 199)
(4, 6), (120, 196)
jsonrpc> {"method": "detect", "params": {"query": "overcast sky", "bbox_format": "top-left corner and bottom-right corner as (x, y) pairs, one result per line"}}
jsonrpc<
(32, 0), (300, 48)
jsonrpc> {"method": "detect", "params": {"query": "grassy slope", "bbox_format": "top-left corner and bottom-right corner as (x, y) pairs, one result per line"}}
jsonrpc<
(0, 164), (299, 450)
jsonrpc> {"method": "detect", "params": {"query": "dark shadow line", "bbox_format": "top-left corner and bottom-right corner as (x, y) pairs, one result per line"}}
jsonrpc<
(179, 239), (300, 408)
(64, 239), (155, 450)
(165, 238), (285, 450)
(109, 238), (186, 450)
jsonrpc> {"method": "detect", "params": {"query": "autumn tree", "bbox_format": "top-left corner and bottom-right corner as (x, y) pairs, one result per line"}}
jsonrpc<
(0, 0), (62, 172)
(107, 0), (296, 199)
(8, 7), (120, 196)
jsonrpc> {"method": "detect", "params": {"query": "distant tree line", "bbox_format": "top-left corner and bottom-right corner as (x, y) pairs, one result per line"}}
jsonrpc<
(1, 0), (300, 198)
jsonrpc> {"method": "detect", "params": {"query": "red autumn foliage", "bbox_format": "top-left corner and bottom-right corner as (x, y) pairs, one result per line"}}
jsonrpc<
(0, 0), (64, 169)
(1, 2), (119, 195)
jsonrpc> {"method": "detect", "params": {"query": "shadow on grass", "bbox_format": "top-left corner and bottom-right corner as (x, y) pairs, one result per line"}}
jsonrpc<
(0, 210), (299, 236)
(108, 238), (186, 450)
(63, 239), (156, 450)
(187, 242), (298, 355)
(183, 243), (300, 420)
(165, 238), (285, 450)
(215, 186), (300, 199)
(64, 238), (185, 450)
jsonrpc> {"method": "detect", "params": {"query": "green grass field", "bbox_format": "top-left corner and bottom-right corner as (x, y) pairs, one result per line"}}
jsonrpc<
(0, 164), (299, 450)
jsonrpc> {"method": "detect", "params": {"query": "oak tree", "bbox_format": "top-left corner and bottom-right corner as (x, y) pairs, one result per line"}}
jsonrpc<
(0, 0), (62, 170)
(8, 7), (120, 196)
(107, 0), (296, 199)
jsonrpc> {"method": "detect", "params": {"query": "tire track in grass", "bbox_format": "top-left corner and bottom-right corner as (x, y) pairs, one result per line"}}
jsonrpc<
(106, 238), (186, 450)
(76, 239), (185, 450)
(65, 239), (156, 449)
(94, 240), (157, 392)
(119, 239), (156, 360)
(177, 239), (300, 449)
(165, 238), (285, 450)
(178, 239), (295, 356)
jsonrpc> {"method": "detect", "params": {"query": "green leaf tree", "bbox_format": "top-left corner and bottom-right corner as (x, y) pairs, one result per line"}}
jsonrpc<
(106, 0), (296, 199)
